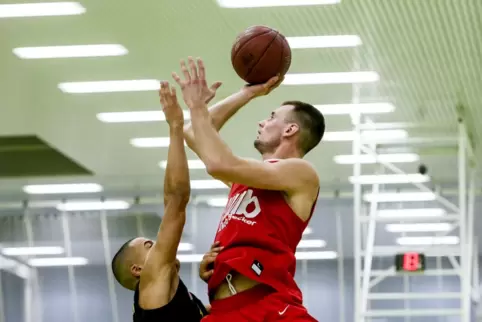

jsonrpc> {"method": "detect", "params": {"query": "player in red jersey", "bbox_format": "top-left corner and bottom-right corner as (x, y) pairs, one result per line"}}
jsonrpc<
(173, 57), (325, 321)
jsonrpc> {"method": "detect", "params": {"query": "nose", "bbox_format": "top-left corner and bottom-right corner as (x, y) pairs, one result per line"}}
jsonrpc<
(258, 120), (266, 128)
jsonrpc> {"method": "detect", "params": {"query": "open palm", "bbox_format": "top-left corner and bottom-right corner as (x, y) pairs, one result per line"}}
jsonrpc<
(172, 57), (222, 108)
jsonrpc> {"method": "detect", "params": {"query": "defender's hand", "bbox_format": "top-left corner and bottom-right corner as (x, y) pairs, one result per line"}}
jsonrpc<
(159, 81), (184, 126)
(199, 241), (223, 283)
(172, 57), (222, 108)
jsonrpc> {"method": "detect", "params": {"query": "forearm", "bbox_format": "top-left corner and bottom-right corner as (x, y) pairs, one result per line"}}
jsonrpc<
(184, 90), (254, 151)
(189, 106), (237, 173)
(164, 123), (191, 200)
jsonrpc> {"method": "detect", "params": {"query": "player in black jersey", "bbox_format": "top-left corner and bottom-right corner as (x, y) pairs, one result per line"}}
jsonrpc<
(111, 81), (221, 322)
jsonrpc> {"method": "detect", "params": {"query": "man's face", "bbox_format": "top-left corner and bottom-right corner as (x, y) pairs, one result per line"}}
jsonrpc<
(254, 105), (298, 154)
(128, 237), (181, 278)
(128, 237), (154, 277)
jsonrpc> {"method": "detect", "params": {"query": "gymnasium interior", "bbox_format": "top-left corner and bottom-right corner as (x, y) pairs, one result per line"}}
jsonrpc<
(1, 1), (481, 321)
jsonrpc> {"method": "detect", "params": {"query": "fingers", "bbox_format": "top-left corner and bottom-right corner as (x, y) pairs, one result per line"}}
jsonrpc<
(170, 85), (177, 100)
(172, 72), (182, 86)
(159, 81), (177, 106)
(180, 59), (191, 82)
(197, 58), (206, 81)
(210, 81), (222, 92)
(264, 75), (280, 89)
(188, 56), (198, 80)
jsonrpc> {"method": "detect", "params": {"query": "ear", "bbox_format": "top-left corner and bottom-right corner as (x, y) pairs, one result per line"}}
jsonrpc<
(130, 264), (143, 277)
(283, 123), (299, 138)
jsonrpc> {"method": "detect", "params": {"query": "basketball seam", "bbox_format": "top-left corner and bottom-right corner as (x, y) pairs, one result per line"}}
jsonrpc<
(232, 29), (273, 64)
(244, 31), (280, 81)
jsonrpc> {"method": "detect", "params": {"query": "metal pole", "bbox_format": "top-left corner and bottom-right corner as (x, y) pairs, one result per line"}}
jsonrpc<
(360, 181), (379, 316)
(23, 271), (33, 322)
(301, 259), (308, 302)
(458, 121), (469, 322)
(353, 119), (362, 322)
(472, 238), (479, 302)
(335, 201), (346, 322)
(60, 210), (79, 322)
(351, 42), (362, 322)
(136, 213), (146, 237)
(22, 205), (40, 322)
(435, 255), (443, 321)
(0, 268), (5, 322)
(100, 209), (120, 322)
(190, 200), (199, 295)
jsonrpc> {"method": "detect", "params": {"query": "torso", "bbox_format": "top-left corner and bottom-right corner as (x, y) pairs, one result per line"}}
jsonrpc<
(208, 167), (318, 302)
(133, 279), (207, 322)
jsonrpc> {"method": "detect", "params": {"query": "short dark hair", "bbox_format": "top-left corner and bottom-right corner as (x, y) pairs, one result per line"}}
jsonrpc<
(111, 238), (136, 290)
(283, 100), (325, 155)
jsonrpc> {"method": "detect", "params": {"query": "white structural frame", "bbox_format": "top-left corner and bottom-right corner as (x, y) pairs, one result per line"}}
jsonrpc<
(352, 104), (478, 321)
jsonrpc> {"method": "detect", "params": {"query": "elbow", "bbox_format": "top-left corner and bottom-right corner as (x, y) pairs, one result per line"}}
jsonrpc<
(164, 188), (191, 207)
(205, 160), (231, 179)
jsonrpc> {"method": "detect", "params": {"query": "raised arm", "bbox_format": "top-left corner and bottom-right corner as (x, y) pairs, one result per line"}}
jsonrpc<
(173, 60), (280, 163)
(174, 58), (319, 205)
(138, 81), (190, 309)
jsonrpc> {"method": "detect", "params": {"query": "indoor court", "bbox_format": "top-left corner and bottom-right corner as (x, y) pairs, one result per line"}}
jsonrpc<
(0, 1), (481, 322)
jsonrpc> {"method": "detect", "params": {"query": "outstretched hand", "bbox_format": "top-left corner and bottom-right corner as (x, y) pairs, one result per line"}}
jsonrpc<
(172, 57), (222, 109)
(158, 81), (184, 126)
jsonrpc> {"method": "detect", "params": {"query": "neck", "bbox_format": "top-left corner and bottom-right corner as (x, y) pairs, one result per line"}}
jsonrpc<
(261, 144), (302, 160)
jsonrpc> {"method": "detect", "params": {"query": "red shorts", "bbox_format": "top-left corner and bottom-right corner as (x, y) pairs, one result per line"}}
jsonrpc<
(202, 285), (317, 322)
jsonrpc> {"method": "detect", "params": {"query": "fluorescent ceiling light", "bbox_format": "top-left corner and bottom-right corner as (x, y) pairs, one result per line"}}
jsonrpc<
(177, 243), (193, 252)
(217, 0), (339, 8)
(386, 223), (452, 233)
(58, 79), (159, 94)
(378, 208), (446, 218)
(0, 2), (85, 18)
(287, 35), (361, 49)
(364, 191), (436, 203)
(297, 239), (326, 248)
(56, 200), (130, 211)
(13, 44), (127, 59)
(97, 110), (190, 123)
(302, 227), (313, 236)
(191, 180), (228, 190)
(177, 251), (337, 262)
(315, 103), (395, 115)
(282, 72), (379, 85)
(349, 174), (430, 185)
(1, 246), (64, 256)
(23, 183), (102, 194)
(324, 130), (407, 142)
(160, 160), (205, 170)
(334, 153), (419, 164)
(28, 257), (88, 267)
(177, 254), (204, 263)
(295, 251), (337, 260)
(396, 236), (459, 246)
(130, 137), (186, 148)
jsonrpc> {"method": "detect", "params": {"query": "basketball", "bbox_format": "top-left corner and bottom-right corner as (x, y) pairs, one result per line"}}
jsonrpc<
(231, 26), (292, 85)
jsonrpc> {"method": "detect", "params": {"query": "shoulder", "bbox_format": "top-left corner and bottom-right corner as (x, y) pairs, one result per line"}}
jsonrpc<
(272, 159), (319, 185)
(134, 279), (205, 320)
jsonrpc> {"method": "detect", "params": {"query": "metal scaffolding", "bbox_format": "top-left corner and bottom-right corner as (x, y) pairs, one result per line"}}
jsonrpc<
(352, 109), (478, 321)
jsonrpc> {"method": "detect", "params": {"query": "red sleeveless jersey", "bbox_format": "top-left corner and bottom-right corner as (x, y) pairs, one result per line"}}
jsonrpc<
(207, 160), (318, 303)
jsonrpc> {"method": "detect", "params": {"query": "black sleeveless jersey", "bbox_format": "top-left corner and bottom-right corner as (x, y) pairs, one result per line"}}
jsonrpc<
(133, 278), (208, 322)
